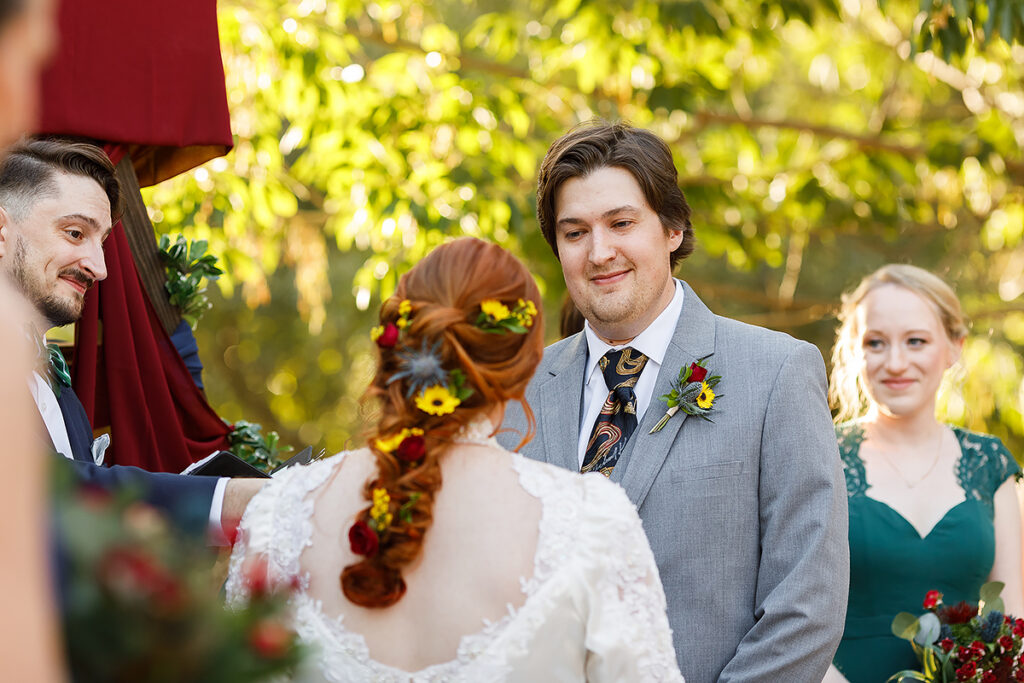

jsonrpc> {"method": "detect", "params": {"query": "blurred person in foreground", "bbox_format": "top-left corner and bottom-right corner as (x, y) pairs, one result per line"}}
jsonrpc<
(824, 264), (1023, 682)
(0, 0), (62, 679)
(501, 121), (848, 682)
(227, 237), (683, 682)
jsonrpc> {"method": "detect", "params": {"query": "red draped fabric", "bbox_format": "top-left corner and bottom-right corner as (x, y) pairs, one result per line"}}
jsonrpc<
(70, 145), (231, 472)
(37, 1), (235, 471)
(38, 1), (232, 186)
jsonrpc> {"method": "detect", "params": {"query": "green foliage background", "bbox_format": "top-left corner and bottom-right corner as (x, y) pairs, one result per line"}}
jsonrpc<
(142, 0), (1024, 457)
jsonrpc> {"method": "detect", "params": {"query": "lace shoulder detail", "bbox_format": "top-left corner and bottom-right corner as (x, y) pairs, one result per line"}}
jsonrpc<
(954, 428), (1021, 516)
(226, 452), (349, 603)
(835, 422), (867, 497)
(578, 474), (683, 681)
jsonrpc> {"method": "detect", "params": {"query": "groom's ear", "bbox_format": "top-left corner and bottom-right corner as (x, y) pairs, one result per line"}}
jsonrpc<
(666, 226), (684, 251)
(0, 207), (10, 260)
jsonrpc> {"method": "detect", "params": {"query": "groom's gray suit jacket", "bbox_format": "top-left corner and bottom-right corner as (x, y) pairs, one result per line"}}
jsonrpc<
(500, 281), (848, 683)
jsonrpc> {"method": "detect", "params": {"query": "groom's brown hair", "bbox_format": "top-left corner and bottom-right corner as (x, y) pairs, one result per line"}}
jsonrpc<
(536, 120), (694, 269)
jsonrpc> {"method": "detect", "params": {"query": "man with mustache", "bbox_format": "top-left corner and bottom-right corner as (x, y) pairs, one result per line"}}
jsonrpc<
(0, 136), (262, 538)
(501, 122), (848, 681)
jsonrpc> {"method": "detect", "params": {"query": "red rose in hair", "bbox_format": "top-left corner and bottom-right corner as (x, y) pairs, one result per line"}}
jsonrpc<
(923, 590), (942, 609)
(940, 638), (955, 653)
(396, 435), (426, 462)
(349, 520), (378, 556)
(688, 363), (708, 384)
(248, 618), (292, 659)
(376, 323), (400, 348)
(956, 661), (977, 680)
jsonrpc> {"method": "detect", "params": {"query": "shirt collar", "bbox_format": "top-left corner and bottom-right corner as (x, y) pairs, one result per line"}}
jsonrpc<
(583, 279), (684, 385)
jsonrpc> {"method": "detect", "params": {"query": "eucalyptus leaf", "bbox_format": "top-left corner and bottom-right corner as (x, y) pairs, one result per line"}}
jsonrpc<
(891, 612), (920, 641)
(913, 612), (941, 647)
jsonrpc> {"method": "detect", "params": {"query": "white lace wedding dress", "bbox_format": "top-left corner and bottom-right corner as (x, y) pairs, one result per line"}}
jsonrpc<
(226, 434), (683, 683)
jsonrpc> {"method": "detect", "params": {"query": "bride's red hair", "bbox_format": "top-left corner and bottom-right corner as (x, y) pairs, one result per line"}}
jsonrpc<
(341, 238), (544, 608)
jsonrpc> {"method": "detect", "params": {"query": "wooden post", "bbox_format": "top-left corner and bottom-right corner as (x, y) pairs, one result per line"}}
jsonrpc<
(114, 155), (181, 335)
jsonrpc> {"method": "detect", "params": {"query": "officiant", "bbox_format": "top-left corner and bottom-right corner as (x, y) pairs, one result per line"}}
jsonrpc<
(0, 136), (263, 539)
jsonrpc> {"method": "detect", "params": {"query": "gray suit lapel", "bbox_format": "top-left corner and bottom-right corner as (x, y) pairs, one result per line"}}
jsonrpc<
(537, 333), (587, 472)
(613, 281), (717, 508)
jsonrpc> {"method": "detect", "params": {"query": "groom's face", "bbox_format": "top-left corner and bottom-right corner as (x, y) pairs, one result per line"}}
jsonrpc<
(554, 165), (682, 342)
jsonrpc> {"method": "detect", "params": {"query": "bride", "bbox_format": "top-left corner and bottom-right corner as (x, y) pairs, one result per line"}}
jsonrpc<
(226, 238), (682, 682)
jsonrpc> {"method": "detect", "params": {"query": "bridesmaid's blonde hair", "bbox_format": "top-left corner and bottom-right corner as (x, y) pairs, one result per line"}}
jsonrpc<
(829, 264), (968, 423)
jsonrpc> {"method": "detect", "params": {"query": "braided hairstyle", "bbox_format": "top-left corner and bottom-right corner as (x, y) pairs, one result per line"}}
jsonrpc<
(341, 238), (544, 608)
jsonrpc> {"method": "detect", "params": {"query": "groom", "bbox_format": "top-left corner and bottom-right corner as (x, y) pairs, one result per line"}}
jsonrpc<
(500, 122), (848, 681)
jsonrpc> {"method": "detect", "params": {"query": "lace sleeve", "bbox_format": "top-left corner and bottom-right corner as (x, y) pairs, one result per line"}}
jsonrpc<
(579, 475), (684, 683)
(956, 429), (1022, 515)
(225, 455), (345, 605)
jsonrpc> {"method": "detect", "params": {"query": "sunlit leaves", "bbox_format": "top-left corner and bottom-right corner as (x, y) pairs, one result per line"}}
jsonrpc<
(141, 0), (1024, 456)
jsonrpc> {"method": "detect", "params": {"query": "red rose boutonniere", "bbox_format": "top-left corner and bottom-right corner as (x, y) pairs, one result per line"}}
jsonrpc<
(650, 355), (722, 434)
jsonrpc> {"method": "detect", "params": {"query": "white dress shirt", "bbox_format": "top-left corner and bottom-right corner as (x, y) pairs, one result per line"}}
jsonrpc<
(27, 372), (229, 541)
(28, 371), (75, 460)
(576, 280), (685, 468)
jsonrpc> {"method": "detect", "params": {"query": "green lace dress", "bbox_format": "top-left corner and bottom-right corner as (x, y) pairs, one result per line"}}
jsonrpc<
(832, 423), (1020, 682)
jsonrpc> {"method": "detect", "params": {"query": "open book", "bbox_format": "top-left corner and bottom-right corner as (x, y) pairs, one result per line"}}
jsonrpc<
(181, 446), (316, 478)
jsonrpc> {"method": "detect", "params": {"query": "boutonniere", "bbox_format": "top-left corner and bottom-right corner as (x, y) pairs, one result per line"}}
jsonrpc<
(649, 355), (722, 433)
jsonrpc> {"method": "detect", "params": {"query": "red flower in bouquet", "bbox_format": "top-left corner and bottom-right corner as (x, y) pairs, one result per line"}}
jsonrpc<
(940, 638), (955, 653)
(243, 556), (271, 598)
(98, 546), (185, 613)
(349, 520), (379, 556)
(1015, 669), (1024, 681)
(981, 671), (998, 683)
(248, 618), (293, 659)
(957, 660), (978, 681)
(923, 590), (943, 609)
(940, 601), (978, 624)
(1001, 635), (1015, 650)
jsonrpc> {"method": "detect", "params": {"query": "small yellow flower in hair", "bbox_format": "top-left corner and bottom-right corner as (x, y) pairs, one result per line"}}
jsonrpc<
(396, 317), (410, 329)
(374, 427), (425, 454)
(398, 300), (412, 316)
(370, 487), (393, 530)
(480, 299), (511, 321)
(415, 384), (461, 416)
(370, 325), (384, 341)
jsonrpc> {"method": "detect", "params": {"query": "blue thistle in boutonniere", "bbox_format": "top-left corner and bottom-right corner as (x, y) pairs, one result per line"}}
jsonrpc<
(649, 355), (722, 433)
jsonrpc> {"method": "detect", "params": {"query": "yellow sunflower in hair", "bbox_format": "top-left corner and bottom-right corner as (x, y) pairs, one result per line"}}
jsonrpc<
(415, 384), (461, 416)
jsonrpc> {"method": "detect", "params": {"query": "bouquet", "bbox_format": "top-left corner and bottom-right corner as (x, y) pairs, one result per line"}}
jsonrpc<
(55, 468), (304, 682)
(889, 583), (1024, 682)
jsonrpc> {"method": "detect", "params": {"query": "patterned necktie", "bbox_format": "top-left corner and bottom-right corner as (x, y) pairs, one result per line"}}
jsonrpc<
(581, 347), (649, 477)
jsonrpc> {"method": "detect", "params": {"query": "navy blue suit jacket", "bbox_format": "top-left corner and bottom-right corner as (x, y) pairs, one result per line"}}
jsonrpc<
(52, 385), (217, 538)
